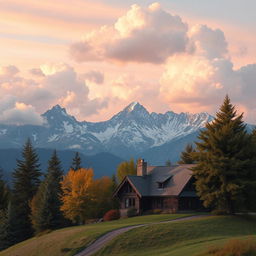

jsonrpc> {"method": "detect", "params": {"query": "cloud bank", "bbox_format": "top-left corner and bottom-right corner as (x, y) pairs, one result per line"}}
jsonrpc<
(70, 3), (189, 63)
(1, 2), (256, 124)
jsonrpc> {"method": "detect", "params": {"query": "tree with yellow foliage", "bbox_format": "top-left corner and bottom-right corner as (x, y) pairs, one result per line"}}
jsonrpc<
(117, 158), (136, 183)
(87, 176), (113, 218)
(60, 168), (93, 224)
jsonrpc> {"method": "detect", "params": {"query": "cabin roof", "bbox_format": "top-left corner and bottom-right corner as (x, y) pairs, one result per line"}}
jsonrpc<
(114, 164), (195, 197)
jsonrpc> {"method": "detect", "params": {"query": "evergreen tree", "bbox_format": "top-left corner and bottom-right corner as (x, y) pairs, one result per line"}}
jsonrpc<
(165, 160), (171, 167)
(178, 144), (195, 164)
(0, 172), (10, 250)
(70, 152), (82, 171)
(0, 200), (17, 250)
(244, 129), (256, 210)
(192, 96), (253, 214)
(31, 150), (64, 233)
(0, 170), (9, 212)
(11, 138), (41, 242)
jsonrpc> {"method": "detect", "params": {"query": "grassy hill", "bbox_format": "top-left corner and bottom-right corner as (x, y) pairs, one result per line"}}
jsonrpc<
(0, 214), (192, 256)
(1, 214), (255, 256)
(95, 215), (256, 256)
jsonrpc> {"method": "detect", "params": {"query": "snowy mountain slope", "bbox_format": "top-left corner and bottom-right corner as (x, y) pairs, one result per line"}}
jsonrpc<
(0, 102), (214, 158)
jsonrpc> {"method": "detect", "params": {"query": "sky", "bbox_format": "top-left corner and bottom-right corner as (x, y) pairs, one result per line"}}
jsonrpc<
(0, 0), (256, 125)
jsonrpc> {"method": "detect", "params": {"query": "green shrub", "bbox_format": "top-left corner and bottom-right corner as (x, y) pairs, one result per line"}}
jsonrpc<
(127, 208), (137, 218)
(207, 238), (256, 256)
(103, 209), (120, 221)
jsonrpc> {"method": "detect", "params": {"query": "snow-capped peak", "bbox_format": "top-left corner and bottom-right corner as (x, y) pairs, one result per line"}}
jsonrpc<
(126, 101), (139, 112)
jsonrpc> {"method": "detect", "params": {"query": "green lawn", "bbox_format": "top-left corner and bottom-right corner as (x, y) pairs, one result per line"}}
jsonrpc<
(0, 213), (193, 256)
(95, 215), (256, 256)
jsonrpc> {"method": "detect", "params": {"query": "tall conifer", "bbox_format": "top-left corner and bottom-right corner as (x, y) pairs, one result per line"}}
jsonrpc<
(11, 138), (41, 241)
(31, 150), (64, 233)
(178, 144), (195, 164)
(192, 96), (252, 214)
(71, 152), (82, 171)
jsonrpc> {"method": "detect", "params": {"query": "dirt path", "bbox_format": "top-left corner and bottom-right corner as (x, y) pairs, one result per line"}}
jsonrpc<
(75, 215), (208, 256)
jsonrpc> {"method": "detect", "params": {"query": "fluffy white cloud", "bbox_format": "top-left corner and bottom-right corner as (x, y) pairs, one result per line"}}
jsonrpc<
(189, 24), (228, 59)
(70, 3), (188, 64)
(0, 96), (45, 125)
(0, 64), (109, 123)
(159, 53), (256, 119)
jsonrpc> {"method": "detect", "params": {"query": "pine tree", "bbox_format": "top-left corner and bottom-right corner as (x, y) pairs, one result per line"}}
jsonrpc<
(165, 160), (171, 166)
(11, 138), (41, 242)
(0, 170), (9, 212)
(71, 152), (82, 171)
(31, 150), (64, 233)
(178, 144), (195, 164)
(192, 96), (252, 214)
(244, 129), (256, 210)
(0, 172), (10, 250)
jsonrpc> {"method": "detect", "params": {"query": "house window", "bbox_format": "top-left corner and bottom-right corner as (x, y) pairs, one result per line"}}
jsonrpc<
(157, 182), (164, 189)
(125, 184), (133, 193)
(125, 198), (135, 208)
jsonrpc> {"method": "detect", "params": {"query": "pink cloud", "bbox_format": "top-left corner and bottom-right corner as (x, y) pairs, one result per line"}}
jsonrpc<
(70, 3), (189, 64)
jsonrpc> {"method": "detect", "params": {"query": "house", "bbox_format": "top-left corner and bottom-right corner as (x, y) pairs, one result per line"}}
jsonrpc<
(113, 159), (203, 215)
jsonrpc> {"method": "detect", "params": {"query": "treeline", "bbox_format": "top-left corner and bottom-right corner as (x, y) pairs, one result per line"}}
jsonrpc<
(178, 96), (256, 214)
(0, 142), (118, 250)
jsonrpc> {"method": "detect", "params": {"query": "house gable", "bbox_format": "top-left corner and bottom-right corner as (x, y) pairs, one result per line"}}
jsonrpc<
(113, 176), (143, 198)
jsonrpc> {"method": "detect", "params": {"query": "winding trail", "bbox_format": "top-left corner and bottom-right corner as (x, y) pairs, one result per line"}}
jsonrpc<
(75, 215), (208, 256)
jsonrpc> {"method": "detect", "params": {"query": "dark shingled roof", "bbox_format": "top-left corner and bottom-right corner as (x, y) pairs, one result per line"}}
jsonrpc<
(121, 164), (195, 197)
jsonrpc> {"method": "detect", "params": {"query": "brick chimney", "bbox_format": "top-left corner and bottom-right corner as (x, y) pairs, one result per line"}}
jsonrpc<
(137, 159), (147, 176)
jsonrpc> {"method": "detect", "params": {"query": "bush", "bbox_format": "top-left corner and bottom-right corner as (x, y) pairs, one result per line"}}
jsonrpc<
(211, 209), (228, 215)
(152, 209), (162, 214)
(127, 208), (137, 217)
(207, 238), (256, 256)
(103, 209), (120, 221)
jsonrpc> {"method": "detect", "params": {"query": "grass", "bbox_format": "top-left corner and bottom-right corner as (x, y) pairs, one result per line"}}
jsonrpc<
(0, 213), (194, 256)
(203, 237), (256, 256)
(94, 215), (256, 256)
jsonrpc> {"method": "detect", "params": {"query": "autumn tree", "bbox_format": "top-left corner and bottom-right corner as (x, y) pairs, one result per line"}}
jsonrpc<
(11, 139), (41, 242)
(70, 152), (82, 171)
(111, 174), (119, 209)
(87, 176), (113, 218)
(60, 168), (93, 224)
(192, 96), (253, 214)
(178, 144), (195, 164)
(31, 150), (64, 233)
(117, 158), (136, 183)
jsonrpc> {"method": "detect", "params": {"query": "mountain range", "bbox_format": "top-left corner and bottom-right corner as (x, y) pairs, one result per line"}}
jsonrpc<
(1, 102), (254, 180)
(0, 102), (213, 161)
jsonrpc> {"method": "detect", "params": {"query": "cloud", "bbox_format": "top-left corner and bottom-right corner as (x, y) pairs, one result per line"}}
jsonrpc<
(0, 96), (45, 125)
(189, 24), (228, 59)
(70, 3), (188, 64)
(0, 65), (19, 77)
(29, 68), (45, 77)
(159, 53), (256, 119)
(83, 70), (104, 84)
(0, 64), (108, 122)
